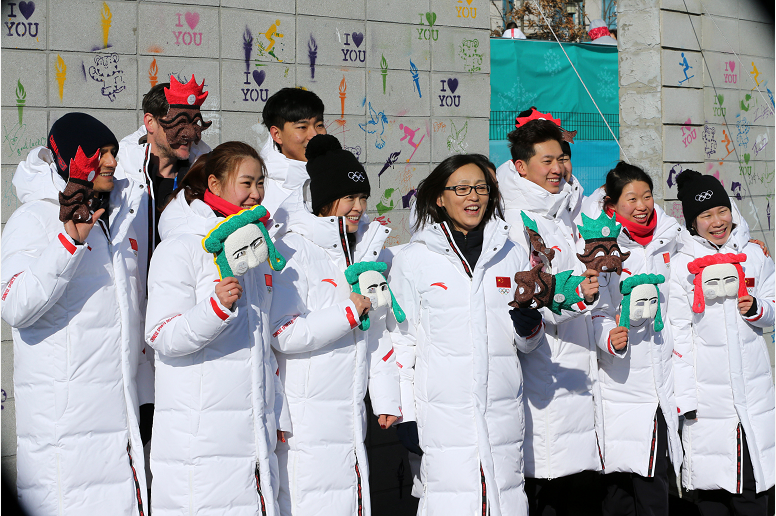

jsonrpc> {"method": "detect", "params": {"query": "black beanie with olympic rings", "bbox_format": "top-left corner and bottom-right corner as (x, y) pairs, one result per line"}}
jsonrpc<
(676, 169), (731, 230)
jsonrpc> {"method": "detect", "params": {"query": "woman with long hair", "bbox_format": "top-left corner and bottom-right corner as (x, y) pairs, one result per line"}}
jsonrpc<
(145, 141), (285, 515)
(389, 154), (544, 515)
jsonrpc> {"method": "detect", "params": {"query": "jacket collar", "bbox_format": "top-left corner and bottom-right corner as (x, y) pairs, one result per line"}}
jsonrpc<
(411, 217), (510, 278)
(496, 159), (569, 220)
(260, 136), (309, 193)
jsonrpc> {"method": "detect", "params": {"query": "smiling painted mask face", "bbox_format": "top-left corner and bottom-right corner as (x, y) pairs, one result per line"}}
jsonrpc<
(629, 283), (659, 326)
(223, 224), (268, 276)
(577, 239), (630, 274)
(701, 263), (739, 301)
(358, 270), (391, 309)
(510, 263), (555, 310)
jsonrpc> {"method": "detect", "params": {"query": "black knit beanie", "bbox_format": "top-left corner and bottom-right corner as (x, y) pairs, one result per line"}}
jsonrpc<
(306, 134), (370, 215)
(47, 113), (119, 181)
(676, 169), (731, 230)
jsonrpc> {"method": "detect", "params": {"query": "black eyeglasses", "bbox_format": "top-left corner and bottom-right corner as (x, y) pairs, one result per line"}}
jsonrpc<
(443, 184), (490, 196)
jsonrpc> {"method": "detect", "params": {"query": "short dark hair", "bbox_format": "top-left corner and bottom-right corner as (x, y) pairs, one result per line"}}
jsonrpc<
(262, 88), (325, 130)
(508, 119), (563, 162)
(603, 161), (654, 207)
(413, 154), (502, 232)
(142, 83), (170, 118)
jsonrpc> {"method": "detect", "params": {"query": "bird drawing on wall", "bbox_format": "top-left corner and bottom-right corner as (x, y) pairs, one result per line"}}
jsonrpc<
(359, 102), (388, 149)
(446, 120), (468, 153)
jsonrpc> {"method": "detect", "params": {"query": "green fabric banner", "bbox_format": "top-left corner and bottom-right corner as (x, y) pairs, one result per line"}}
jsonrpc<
(491, 39), (619, 115)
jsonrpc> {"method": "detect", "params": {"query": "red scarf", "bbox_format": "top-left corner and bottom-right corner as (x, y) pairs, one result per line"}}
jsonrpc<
(606, 206), (657, 246)
(203, 189), (242, 217)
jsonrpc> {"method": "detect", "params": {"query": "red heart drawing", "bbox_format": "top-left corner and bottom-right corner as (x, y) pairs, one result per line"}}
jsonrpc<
(185, 12), (200, 30)
(728, 61), (735, 72)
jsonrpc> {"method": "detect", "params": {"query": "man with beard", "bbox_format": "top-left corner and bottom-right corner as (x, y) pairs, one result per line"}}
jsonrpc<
(114, 75), (213, 490)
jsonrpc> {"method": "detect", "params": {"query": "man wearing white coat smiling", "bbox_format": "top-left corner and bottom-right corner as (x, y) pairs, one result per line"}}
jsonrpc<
(1, 113), (148, 515)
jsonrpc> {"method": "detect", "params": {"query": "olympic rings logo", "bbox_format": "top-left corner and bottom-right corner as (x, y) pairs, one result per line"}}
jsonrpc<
(695, 190), (713, 202)
(348, 171), (366, 182)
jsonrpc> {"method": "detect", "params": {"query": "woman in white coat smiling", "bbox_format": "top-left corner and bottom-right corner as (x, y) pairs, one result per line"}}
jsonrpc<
(144, 141), (286, 516)
(669, 170), (774, 516)
(269, 134), (400, 516)
(389, 154), (546, 516)
(586, 163), (684, 516)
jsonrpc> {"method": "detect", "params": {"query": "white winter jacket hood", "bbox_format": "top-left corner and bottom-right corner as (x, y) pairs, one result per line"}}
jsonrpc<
(259, 137), (310, 218)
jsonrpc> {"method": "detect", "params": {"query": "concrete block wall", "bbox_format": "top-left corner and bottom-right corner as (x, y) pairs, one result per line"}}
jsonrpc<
(1, 0), (491, 506)
(619, 0), (775, 371)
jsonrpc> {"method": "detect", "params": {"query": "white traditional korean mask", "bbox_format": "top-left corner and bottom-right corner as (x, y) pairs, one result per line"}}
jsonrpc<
(358, 270), (391, 309)
(223, 224), (268, 276)
(701, 263), (739, 301)
(629, 283), (658, 326)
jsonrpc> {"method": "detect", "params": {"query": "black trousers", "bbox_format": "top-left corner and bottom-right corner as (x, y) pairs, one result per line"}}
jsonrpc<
(526, 471), (600, 516)
(601, 408), (670, 516)
(695, 430), (769, 516)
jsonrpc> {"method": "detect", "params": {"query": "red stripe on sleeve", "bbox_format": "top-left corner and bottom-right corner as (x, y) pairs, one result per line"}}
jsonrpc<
(345, 306), (358, 329)
(58, 233), (77, 255)
(382, 348), (394, 361)
(210, 297), (229, 321)
(746, 306), (764, 322)
(607, 336), (615, 355)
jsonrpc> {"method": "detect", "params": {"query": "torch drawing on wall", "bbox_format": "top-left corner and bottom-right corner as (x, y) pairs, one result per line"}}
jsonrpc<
(339, 76), (347, 120)
(16, 80), (26, 125)
(101, 2), (112, 49)
(149, 58), (158, 87)
(410, 59), (421, 98)
(55, 55), (67, 102)
(380, 54), (388, 94)
(243, 27), (253, 73)
(308, 35), (318, 80)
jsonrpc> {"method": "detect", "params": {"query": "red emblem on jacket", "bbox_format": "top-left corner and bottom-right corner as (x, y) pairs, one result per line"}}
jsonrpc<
(745, 277), (755, 288)
(496, 277), (511, 288)
(129, 238), (138, 251)
(663, 252), (670, 264)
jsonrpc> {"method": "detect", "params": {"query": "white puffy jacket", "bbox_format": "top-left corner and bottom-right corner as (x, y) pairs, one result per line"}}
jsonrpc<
(1, 146), (148, 515)
(269, 192), (401, 516)
(587, 203), (684, 476)
(389, 217), (544, 516)
(259, 137), (310, 218)
(669, 203), (775, 493)
(115, 125), (211, 403)
(144, 192), (284, 516)
(496, 159), (602, 479)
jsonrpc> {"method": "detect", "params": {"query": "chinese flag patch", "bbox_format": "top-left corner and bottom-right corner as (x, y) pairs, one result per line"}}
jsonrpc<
(745, 277), (755, 288)
(265, 274), (273, 287)
(129, 238), (138, 251)
(496, 277), (511, 288)
(663, 252), (670, 264)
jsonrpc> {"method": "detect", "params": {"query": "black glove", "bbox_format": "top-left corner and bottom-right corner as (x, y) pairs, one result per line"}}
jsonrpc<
(744, 297), (758, 317)
(139, 403), (154, 446)
(396, 421), (423, 456)
(683, 410), (697, 420)
(510, 307), (543, 337)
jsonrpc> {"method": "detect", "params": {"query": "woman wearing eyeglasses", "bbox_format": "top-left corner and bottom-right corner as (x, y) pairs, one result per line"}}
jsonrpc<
(388, 154), (545, 516)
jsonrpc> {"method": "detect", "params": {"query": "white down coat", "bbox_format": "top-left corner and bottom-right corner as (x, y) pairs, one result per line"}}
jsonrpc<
(1, 146), (148, 515)
(587, 203), (683, 476)
(389, 218), (544, 516)
(144, 192), (284, 516)
(496, 159), (602, 479)
(269, 193), (401, 516)
(115, 125), (211, 403)
(669, 204), (775, 494)
(259, 137), (310, 218)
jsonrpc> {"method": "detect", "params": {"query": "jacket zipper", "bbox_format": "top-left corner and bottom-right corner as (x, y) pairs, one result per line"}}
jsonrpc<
(440, 223), (472, 278)
(338, 217), (352, 267)
(255, 462), (268, 516)
(127, 442), (146, 516)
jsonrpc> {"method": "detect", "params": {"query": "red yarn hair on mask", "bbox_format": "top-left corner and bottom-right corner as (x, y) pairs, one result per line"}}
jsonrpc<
(687, 253), (747, 313)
